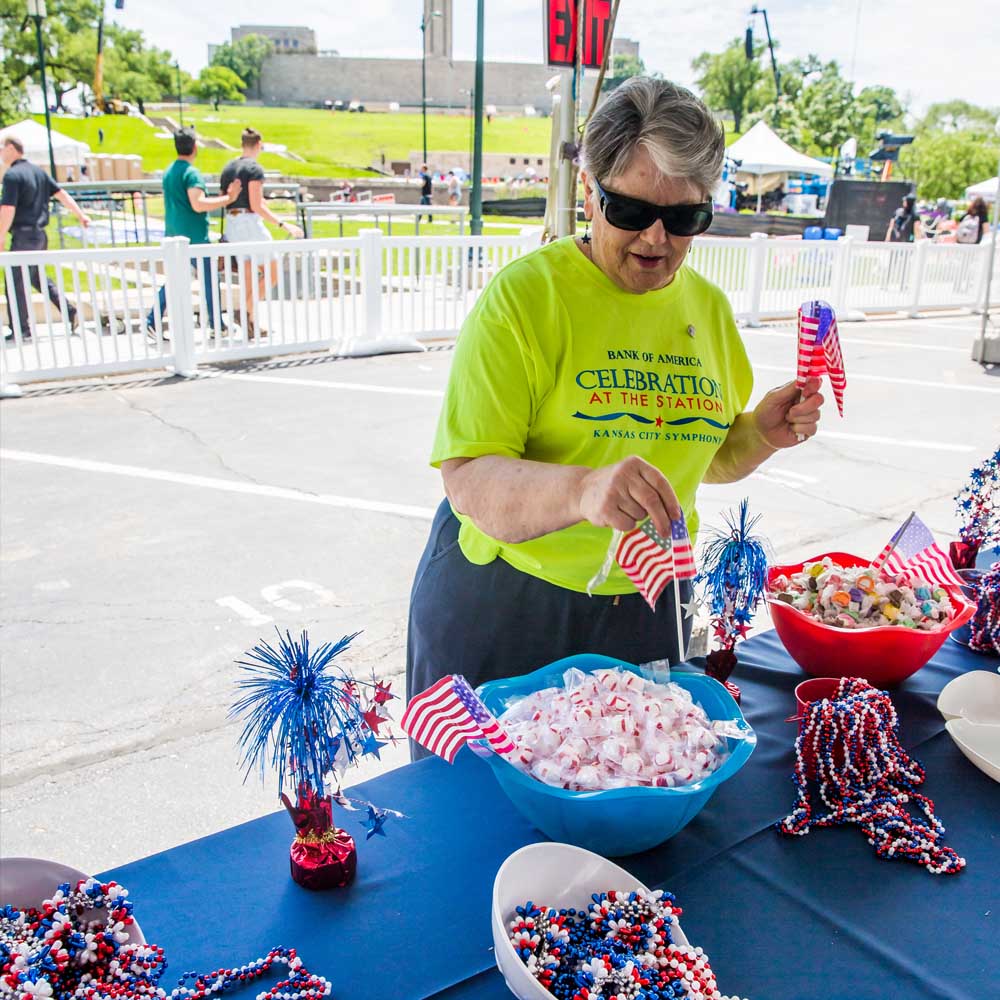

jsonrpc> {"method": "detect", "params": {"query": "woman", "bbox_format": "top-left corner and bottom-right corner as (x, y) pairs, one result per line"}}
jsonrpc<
(957, 196), (989, 244)
(406, 79), (823, 740)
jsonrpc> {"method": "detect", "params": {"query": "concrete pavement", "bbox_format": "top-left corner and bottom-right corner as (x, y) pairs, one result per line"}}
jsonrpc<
(1, 312), (996, 872)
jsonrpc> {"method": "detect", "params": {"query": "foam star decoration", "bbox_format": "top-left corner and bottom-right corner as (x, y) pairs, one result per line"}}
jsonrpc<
(363, 706), (390, 734)
(373, 681), (394, 705)
(680, 594), (704, 620)
(363, 805), (388, 840)
(361, 732), (387, 759)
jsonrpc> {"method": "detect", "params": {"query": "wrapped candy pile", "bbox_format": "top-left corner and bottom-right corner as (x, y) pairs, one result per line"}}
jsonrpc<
(499, 668), (730, 792)
(508, 887), (748, 999)
(770, 558), (955, 630)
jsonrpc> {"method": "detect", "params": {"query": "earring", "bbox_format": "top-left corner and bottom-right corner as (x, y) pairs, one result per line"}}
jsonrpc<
(581, 222), (591, 244)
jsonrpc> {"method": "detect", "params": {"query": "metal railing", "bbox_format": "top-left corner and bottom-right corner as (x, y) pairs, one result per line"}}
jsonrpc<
(2, 231), (997, 394)
(302, 203), (470, 238)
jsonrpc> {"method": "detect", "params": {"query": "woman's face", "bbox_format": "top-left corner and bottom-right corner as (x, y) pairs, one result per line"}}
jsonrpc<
(581, 145), (706, 294)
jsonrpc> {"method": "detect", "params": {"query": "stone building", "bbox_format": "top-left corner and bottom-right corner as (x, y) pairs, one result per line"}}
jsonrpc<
(232, 24), (317, 54)
(257, 1), (559, 111)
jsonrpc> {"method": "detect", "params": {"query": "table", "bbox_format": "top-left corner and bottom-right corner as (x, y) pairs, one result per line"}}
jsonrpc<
(105, 630), (999, 1000)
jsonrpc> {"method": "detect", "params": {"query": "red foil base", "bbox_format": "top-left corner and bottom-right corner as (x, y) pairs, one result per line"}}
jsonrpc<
(949, 540), (979, 571)
(289, 829), (357, 890)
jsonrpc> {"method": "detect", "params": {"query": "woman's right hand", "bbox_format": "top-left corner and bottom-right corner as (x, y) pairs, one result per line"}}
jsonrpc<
(576, 456), (681, 536)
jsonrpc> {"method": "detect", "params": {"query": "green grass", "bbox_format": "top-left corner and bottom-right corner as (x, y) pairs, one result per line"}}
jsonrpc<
(37, 106), (552, 180)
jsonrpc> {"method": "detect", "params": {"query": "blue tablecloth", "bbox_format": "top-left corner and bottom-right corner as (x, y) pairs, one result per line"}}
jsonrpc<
(104, 631), (999, 1000)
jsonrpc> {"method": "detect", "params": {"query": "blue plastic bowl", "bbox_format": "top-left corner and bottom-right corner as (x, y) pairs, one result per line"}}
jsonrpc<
(476, 654), (756, 856)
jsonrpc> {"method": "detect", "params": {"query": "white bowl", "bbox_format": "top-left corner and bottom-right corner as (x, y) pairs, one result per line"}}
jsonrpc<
(937, 670), (1000, 724)
(945, 719), (1000, 783)
(0, 857), (145, 944)
(491, 842), (688, 1000)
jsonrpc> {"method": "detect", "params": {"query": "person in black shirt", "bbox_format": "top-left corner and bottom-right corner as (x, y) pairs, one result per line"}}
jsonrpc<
(1, 135), (92, 341)
(886, 192), (922, 243)
(419, 162), (433, 223)
(219, 128), (302, 338)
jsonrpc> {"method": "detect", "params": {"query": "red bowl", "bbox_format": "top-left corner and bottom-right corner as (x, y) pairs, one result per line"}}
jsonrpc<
(767, 551), (976, 686)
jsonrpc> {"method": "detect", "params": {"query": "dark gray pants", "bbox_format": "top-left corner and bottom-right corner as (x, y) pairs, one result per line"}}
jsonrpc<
(4, 227), (77, 337)
(406, 499), (692, 760)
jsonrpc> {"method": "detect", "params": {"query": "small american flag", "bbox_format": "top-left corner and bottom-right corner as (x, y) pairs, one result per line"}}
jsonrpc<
(871, 512), (965, 588)
(797, 300), (846, 416)
(616, 517), (696, 610)
(401, 674), (514, 763)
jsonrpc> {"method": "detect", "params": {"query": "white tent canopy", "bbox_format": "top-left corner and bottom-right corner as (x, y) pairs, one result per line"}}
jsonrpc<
(964, 176), (997, 203)
(0, 119), (91, 170)
(727, 121), (834, 178)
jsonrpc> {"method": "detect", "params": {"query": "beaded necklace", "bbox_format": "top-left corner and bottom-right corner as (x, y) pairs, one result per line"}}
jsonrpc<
(0, 879), (331, 1000)
(508, 889), (748, 1000)
(968, 563), (999, 655)
(776, 677), (966, 875)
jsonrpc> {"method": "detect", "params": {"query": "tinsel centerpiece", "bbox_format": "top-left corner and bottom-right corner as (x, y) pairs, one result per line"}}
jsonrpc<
(696, 500), (769, 703)
(231, 630), (400, 890)
(952, 447), (1000, 569)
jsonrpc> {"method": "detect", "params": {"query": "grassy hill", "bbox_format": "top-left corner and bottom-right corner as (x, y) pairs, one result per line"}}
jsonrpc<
(37, 105), (554, 178)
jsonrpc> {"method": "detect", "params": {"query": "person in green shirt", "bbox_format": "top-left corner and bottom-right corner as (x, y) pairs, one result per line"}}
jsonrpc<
(146, 128), (241, 342)
(406, 78), (823, 744)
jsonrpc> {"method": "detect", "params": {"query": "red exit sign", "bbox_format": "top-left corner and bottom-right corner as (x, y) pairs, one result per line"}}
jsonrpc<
(545, 0), (612, 69)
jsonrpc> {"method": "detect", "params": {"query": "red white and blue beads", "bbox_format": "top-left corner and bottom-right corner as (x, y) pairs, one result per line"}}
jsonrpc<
(507, 889), (748, 1000)
(0, 879), (332, 1000)
(776, 677), (966, 876)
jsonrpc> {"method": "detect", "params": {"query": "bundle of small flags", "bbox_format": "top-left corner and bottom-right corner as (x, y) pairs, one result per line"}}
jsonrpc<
(230, 630), (403, 888)
(616, 515), (698, 611)
(797, 299), (846, 417)
(952, 447), (1000, 570)
(695, 500), (770, 701)
(871, 512), (965, 589)
(402, 673), (515, 762)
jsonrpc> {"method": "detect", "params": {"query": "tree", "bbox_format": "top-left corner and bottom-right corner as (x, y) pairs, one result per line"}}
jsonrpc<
(210, 34), (273, 95)
(898, 131), (1000, 201)
(918, 100), (998, 136)
(795, 65), (861, 157)
(692, 38), (763, 133)
(191, 66), (246, 111)
(101, 25), (184, 112)
(601, 52), (646, 92)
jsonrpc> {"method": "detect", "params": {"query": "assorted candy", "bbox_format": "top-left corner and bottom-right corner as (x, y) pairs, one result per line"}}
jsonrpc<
(499, 668), (731, 792)
(770, 557), (955, 630)
(0, 878), (332, 1000)
(508, 888), (747, 1000)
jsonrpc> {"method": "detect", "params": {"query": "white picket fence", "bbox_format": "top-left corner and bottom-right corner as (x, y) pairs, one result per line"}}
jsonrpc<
(2, 229), (997, 393)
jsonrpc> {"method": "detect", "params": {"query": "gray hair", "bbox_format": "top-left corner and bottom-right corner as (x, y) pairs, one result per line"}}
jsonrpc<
(581, 78), (725, 196)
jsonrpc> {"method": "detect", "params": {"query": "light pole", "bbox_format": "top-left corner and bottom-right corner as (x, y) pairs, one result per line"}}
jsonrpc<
(975, 116), (1000, 365)
(26, 0), (57, 178)
(470, 0), (484, 236)
(421, 8), (442, 165)
(175, 61), (184, 127)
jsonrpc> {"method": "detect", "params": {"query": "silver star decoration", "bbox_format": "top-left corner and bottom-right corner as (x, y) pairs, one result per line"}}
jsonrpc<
(686, 324), (696, 337)
(680, 594), (704, 619)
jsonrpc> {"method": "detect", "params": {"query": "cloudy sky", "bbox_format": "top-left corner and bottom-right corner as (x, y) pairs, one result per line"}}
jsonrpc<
(115, 0), (992, 117)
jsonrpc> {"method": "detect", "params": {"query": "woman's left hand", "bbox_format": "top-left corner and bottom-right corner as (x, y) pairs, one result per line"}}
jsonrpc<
(753, 377), (824, 449)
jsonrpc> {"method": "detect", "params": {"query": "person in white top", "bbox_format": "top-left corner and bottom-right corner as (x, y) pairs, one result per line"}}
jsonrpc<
(446, 170), (461, 206)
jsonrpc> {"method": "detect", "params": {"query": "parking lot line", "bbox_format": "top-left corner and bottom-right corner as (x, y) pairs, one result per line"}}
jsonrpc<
(0, 450), (437, 520)
(220, 373), (445, 397)
(816, 430), (976, 452)
(745, 329), (966, 353)
(752, 364), (1000, 393)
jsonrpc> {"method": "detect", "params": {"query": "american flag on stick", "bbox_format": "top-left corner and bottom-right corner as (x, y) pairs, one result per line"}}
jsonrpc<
(616, 516), (697, 610)
(871, 511), (965, 589)
(797, 300), (846, 416)
(401, 674), (514, 763)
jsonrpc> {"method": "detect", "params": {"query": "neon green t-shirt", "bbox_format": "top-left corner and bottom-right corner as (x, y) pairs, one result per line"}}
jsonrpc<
(431, 236), (754, 595)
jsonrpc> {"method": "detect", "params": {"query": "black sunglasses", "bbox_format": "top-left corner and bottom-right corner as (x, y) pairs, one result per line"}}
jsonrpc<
(591, 177), (714, 237)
